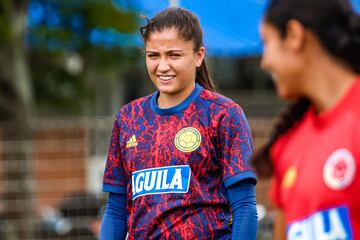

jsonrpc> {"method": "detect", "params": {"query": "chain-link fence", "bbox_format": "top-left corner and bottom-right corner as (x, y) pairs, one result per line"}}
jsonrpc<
(0, 117), (274, 240)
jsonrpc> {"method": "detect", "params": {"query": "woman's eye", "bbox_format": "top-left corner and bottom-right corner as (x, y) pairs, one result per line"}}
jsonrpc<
(170, 54), (181, 59)
(147, 54), (158, 59)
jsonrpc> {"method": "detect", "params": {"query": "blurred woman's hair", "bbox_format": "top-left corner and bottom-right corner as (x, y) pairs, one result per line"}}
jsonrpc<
(140, 7), (216, 91)
(252, 0), (360, 178)
(265, 0), (360, 73)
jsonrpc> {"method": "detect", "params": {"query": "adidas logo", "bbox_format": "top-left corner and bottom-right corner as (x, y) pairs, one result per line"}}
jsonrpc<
(126, 135), (138, 148)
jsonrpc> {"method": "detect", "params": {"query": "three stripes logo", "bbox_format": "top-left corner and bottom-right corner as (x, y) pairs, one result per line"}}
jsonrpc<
(126, 135), (138, 148)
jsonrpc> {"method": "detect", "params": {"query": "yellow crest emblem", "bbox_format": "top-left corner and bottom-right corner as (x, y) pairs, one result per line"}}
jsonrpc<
(174, 127), (201, 153)
(282, 166), (297, 189)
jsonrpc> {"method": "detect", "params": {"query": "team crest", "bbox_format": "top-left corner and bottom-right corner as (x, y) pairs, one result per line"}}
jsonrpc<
(323, 148), (356, 190)
(174, 127), (201, 153)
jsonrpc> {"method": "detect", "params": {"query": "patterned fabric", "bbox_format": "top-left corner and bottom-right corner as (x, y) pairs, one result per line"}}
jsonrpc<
(103, 84), (255, 239)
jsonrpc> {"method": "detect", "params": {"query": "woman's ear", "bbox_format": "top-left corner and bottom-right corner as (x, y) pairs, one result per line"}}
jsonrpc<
(285, 19), (307, 52)
(196, 47), (205, 67)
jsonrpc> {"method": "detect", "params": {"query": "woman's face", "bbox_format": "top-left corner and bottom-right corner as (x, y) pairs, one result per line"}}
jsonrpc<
(260, 21), (305, 100)
(145, 27), (204, 102)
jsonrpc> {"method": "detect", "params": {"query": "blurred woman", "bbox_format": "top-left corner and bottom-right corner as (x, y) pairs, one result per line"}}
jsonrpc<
(252, 0), (360, 239)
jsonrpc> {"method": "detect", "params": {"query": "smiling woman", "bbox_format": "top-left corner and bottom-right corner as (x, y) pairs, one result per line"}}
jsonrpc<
(100, 7), (258, 240)
(140, 7), (215, 100)
(144, 27), (204, 108)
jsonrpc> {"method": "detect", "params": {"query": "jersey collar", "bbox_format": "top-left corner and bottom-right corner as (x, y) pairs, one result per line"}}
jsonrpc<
(150, 83), (203, 116)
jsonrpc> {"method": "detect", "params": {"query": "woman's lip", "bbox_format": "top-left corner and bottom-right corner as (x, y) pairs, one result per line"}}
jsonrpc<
(158, 75), (176, 81)
(157, 76), (176, 84)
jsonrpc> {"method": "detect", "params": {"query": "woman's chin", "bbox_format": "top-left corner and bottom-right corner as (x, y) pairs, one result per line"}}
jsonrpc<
(276, 88), (298, 101)
(158, 86), (176, 95)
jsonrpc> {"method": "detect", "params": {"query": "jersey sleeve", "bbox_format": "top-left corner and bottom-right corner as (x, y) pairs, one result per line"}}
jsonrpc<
(217, 104), (256, 188)
(102, 111), (127, 194)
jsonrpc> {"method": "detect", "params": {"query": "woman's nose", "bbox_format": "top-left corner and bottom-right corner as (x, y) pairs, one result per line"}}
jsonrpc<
(157, 57), (170, 72)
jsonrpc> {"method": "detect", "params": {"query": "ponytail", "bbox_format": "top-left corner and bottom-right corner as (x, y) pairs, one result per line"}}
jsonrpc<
(196, 59), (216, 91)
(251, 98), (311, 178)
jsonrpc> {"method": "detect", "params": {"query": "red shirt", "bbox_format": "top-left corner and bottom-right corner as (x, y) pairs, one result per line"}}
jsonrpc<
(103, 84), (256, 239)
(270, 77), (360, 239)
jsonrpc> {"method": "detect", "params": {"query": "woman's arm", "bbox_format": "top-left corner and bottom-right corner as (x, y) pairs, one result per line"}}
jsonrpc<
(273, 208), (286, 240)
(100, 192), (128, 240)
(226, 180), (258, 240)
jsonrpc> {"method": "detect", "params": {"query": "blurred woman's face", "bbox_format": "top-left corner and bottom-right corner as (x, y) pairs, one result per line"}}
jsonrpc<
(260, 21), (304, 100)
(145, 27), (204, 106)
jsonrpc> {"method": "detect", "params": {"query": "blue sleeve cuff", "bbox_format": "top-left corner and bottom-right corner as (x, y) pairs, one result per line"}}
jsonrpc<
(103, 184), (127, 194)
(100, 193), (128, 240)
(223, 170), (257, 188)
(226, 181), (258, 239)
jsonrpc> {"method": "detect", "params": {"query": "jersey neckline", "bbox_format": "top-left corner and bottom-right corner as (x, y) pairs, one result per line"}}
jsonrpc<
(308, 76), (360, 126)
(150, 83), (203, 116)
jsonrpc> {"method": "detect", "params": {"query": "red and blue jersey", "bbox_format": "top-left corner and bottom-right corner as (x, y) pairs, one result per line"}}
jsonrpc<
(103, 84), (256, 239)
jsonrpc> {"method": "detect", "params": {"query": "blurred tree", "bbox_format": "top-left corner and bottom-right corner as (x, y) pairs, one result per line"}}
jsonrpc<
(27, 0), (140, 115)
(0, 0), (139, 239)
(0, 1), (35, 239)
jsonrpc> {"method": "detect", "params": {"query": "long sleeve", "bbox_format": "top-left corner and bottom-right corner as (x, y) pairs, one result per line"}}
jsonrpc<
(226, 180), (258, 240)
(100, 192), (128, 240)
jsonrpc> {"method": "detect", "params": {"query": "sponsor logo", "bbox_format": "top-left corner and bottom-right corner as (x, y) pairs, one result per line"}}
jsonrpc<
(282, 166), (297, 189)
(323, 148), (356, 190)
(174, 127), (201, 153)
(126, 135), (138, 148)
(132, 165), (191, 200)
(287, 206), (352, 240)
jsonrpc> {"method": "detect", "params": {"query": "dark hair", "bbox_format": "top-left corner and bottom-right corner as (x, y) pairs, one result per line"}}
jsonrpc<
(140, 7), (216, 91)
(252, 98), (310, 177)
(265, 0), (360, 73)
(252, 0), (360, 178)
